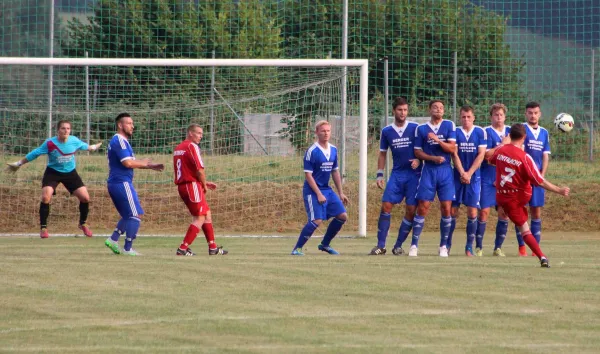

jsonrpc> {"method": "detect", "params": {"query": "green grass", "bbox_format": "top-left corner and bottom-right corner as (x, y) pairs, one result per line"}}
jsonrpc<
(1, 234), (599, 353)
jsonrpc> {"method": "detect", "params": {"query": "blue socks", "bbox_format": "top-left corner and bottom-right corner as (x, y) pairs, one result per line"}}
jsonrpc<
(376, 212), (391, 248)
(394, 218), (413, 249)
(439, 216), (452, 247)
(410, 215), (425, 247)
(531, 219), (542, 244)
(322, 218), (346, 246)
(124, 217), (141, 251)
(294, 221), (319, 249)
(447, 217), (457, 250)
(495, 219), (508, 249)
(516, 226), (525, 247)
(110, 218), (127, 242)
(475, 218), (485, 249)
(466, 217), (477, 249)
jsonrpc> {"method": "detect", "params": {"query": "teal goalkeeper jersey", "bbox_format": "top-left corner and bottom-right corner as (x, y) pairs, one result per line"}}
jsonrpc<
(25, 136), (89, 173)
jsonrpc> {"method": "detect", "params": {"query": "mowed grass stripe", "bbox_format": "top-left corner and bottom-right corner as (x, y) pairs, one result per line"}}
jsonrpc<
(1, 236), (599, 353)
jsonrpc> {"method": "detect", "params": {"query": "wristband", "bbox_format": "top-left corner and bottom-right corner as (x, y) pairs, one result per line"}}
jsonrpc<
(376, 169), (384, 179)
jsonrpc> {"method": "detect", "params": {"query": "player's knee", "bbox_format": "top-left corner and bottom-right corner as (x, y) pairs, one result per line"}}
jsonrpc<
(335, 213), (347, 222)
(381, 202), (393, 214)
(404, 206), (416, 220)
(450, 207), (459, 218)
(41, 195), (52, 204)
(478, 208), (490, 221)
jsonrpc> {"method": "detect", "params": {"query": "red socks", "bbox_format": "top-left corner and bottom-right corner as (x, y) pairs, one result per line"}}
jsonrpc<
(179, 224), (200, 250)
(202, 223), (217, 249)
(522, 230), (545, 259)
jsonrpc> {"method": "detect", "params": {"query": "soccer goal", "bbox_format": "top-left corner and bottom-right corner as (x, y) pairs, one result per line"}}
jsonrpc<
(0, 58), (368, 237)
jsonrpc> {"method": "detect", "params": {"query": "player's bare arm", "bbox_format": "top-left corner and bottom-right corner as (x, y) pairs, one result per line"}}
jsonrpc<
(305, 172), (326, 204)
(414, 148), (445, 164)
(122, 158), (164, 171)
(541, 152), (549, 177)
(196, 169), (208, 193)
(332, 169), (349, 205)
(465, 146), (486, 182)
(428, 132), (456, 154)
(540, 180), (570, 197)
(376, 150), (387, 189)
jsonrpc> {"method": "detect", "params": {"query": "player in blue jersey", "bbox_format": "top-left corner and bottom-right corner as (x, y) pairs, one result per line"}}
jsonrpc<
(104, 113), (164, 256)
(477, 103), (512, 257)
(7, 120), (102, 238)
(291, 120), (349, 256)
(447, 106), (487, 256)
(410, 100), (456, 257)
(370, 97), (420, 256)
(516, 101), (551, 256)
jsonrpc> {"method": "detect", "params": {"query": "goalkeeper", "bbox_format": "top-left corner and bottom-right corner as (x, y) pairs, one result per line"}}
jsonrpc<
(7, 120), (102, 238)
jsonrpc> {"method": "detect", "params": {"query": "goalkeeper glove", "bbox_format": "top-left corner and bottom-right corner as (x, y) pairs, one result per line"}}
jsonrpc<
(6, 160), (23, 172)
(89, 142), (103, 151)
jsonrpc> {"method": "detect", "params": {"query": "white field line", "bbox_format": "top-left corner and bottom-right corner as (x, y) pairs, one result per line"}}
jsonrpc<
(0, 308), (546, 335)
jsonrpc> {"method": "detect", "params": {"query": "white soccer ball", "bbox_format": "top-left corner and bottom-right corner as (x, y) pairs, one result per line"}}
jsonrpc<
(554, 113), (575, 132)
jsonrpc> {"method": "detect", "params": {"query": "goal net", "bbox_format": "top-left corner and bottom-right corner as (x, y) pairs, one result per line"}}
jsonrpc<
(0, 58), (368, 237)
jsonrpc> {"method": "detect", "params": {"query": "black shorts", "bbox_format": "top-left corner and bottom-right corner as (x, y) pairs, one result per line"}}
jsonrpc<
(41, 168), (85, 194)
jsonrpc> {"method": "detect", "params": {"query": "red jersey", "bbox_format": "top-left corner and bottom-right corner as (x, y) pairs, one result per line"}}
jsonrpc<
(489, 144), (545, 197)
(173, 140), (204, 185)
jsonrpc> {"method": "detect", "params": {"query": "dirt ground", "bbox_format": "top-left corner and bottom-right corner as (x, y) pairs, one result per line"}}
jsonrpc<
(0, 179), (598, 235)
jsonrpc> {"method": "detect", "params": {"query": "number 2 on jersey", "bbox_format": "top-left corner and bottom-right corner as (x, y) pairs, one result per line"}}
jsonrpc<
(500, 167), (516, 187)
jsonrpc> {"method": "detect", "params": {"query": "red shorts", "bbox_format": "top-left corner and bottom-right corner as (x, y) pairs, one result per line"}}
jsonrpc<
(497, 191), (531, 227)
(177, 182), (210, 216)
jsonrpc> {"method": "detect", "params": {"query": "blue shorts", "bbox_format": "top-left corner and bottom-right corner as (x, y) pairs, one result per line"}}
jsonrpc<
(479, 182), (497, 209)
(452, 175), (481, 208)
(382, 170), (419, 206)
(415, 165), (455, 202)
(107, 182), (144, 218)
(303, 188), (346, 222)
(529, 185), (545, 207)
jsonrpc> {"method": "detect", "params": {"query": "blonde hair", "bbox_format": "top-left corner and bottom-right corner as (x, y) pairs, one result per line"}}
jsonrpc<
(314, 120), (330, 132)
(489, 103), (507, 116)
(187, 123), (202, 133)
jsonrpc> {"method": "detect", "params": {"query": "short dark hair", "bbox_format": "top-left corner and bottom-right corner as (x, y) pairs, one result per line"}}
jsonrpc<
(115, 112), (131, 124)
(509, 123), (526, 140)
(56, 119), (71, 130)
(460, 105), (474, 115)
(392, 97), (409, 110)
(429, 99), (444, 108)
(525, 101), (540, 110)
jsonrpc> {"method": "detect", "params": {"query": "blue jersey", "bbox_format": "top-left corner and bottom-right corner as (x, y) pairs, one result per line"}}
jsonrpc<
(25, 136), (89, 173)
(523, 123), (551, 170)
(414, 120), (456, 167)
(481, 125), (510, 184)
(380, 121), (420, 172)
(454, 125), (487, 178)
(107, 134), (135, 184)
(303, 142), (338, 191)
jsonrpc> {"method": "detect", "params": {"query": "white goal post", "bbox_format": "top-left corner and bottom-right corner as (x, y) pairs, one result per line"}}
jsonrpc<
(0, 57), (368, 237)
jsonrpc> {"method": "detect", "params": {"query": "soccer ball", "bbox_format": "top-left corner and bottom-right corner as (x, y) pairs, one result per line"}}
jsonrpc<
(554, 113), (574, 132)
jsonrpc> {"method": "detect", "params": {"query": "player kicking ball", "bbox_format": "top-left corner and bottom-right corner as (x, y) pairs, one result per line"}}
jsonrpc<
(173, 124), (227, 256)
(6, 120), (102, 238)
(486, 123), (569, 267)
(291, 120), (349, 256)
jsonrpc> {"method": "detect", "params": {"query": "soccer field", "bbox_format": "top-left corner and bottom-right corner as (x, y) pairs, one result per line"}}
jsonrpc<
(1, 233), (599, 353)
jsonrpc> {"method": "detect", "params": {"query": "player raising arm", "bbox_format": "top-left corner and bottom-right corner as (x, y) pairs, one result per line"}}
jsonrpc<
(104, 113), (164, 256)
(291, 120), (349, 256)
(6, 120), (102, 238)
(370, 97), (420, 256)
(486, 123), (569, 268)
(173, 124), (227, 256)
